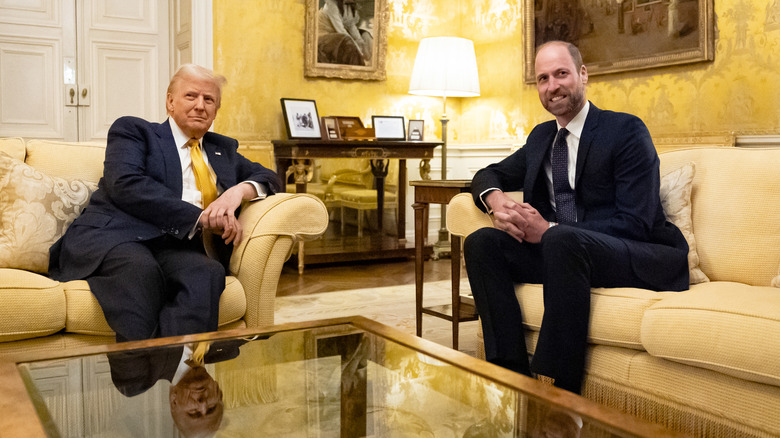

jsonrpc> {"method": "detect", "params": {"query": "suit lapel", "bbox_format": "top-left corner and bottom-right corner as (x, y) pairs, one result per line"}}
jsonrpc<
(526, 122), (557, 201)
(155, 120), (184, 197)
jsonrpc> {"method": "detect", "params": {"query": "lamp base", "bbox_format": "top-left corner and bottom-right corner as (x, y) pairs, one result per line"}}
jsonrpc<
(431, 228), (451, 260)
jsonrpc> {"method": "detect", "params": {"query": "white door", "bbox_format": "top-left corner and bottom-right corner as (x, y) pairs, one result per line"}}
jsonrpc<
(0, 0), (170, 141)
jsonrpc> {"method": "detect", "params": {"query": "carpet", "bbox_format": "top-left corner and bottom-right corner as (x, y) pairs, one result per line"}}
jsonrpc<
(275, 279), (480, 357)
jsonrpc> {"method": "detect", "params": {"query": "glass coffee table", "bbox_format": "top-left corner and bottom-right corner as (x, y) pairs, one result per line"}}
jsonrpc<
(1, 316), (682, 437)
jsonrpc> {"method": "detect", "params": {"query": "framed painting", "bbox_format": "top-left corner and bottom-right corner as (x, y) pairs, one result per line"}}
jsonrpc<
(523, 0), (715, 83)
(304, 0), (389, 80)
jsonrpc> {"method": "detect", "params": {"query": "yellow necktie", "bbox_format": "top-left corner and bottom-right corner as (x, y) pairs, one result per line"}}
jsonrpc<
(187, 138), (217, 208)
(186, 341), (210, 367)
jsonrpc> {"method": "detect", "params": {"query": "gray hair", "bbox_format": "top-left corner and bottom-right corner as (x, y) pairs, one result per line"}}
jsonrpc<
(167, 64), (227, 108)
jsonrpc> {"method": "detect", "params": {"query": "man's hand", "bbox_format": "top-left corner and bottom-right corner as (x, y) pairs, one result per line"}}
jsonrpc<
(198, 183), (257, 245)
(487, 191), (550, 243)
(486, 191), (526, 242)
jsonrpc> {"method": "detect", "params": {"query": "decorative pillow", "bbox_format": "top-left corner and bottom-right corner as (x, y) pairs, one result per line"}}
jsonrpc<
(0, 152), (97, 273)
(659, 161), (709, 284)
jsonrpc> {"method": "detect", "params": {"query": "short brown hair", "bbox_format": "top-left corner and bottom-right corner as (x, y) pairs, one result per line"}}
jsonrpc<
(537, 41), (583, 71)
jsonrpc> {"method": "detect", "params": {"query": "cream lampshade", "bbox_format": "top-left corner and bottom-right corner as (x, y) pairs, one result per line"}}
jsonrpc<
(409, 36), (480, 256)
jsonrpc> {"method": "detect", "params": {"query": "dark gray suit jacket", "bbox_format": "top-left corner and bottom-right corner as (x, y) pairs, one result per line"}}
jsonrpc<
(49, 116), (281, 280)
(470, 103), (689, 291)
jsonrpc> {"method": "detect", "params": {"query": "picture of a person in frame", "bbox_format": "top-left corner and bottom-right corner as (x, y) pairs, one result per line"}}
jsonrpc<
(317, 0), (374, 66)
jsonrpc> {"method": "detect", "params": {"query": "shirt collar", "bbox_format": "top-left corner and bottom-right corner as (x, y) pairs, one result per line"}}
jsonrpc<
(556, 101), (590, 140)
(168, 116), (199, 149)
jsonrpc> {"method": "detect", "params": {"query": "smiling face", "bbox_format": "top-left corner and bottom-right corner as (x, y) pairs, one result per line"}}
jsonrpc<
(166, 72), (221, 139)
(534, 42), (588, 126)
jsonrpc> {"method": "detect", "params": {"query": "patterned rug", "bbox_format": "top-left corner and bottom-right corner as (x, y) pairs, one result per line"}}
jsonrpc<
(275, 279), (480, 357)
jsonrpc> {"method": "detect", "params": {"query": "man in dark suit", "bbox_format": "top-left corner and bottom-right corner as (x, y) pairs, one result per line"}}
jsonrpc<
(49, 64), (280, 342)
(465, 41), (689, 394)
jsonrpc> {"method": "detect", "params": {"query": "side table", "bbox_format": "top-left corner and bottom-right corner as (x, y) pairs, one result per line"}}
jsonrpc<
(411, 179), (478, 350)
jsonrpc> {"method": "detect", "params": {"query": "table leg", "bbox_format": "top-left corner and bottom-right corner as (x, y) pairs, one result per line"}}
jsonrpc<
(413, 202), (426, 337)
(451, 234), (462, 350)
(370, 159), (389, 234)
(398, 159), (407, 241)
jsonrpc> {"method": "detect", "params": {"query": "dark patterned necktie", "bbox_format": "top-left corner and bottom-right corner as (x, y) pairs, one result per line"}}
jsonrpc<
(552, 128), (576, 223)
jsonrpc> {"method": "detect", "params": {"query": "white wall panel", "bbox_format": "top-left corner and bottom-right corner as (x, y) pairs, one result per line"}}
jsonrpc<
(0, 38), (61, 137)
(88, 42), (158, 138)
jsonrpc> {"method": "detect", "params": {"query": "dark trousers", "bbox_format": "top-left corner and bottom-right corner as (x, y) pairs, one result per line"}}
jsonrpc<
(87, 235), (225, 342)
(464, 225), (654, 394)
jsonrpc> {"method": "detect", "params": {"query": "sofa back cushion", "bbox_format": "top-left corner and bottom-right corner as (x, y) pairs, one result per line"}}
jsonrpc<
(659, 147), (780, 286)
(0, 137), (26, 161)
(25, 139), (106, 183)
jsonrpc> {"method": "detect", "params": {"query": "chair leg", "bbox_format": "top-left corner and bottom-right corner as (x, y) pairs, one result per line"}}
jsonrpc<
(357, 210), (364, 237)
(341, 206), (345, 235)
(298, 241), (305, 275)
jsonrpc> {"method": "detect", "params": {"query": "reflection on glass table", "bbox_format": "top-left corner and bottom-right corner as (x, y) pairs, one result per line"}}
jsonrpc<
(13, 317), (682, 437)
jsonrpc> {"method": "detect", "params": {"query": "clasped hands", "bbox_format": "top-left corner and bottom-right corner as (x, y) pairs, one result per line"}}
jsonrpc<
(198, 184), (257, 245)
(487, 191), (550, 244)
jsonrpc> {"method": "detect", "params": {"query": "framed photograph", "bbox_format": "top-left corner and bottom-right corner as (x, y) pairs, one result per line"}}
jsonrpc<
(407, 119), (424, 141)
(321, 116), (341, 140)
(304, 0), (389, 80)
(281, 98), (322, 139)
(372, 116), (405, 140)
(523, 0), (714, 82)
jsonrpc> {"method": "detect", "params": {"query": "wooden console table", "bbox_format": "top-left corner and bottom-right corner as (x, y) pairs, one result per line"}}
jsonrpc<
(272, 139), (442, 269)
(410, 179), (478, 350)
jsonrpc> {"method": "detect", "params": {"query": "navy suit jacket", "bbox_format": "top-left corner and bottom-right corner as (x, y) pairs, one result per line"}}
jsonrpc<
(49, 116), (281, 280)
(470, 103), (689, 291)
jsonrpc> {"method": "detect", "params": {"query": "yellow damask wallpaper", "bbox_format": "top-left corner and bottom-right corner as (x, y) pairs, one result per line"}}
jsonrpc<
(213, 0), (780, 147)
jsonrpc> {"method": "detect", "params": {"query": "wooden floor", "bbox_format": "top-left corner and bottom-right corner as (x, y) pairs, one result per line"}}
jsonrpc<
(277, 255), (462, 297)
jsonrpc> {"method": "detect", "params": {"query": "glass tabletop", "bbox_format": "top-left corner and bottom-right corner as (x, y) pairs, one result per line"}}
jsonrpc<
(13, 317), (679, 437)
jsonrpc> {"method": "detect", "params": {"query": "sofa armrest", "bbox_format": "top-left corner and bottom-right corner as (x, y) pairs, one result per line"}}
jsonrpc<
(446, 193), (494, 238)
(230, 193), (328, 327)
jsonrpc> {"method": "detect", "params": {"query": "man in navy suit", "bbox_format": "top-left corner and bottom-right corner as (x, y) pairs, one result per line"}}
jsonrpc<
(49, 64), (280, 342)
(465, 41), (689, 394)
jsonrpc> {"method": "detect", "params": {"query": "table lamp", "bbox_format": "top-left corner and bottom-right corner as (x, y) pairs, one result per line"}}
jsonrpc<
(409, 36), (480, 257)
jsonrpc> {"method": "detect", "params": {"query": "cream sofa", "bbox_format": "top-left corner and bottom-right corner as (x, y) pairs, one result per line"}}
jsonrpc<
(0, 137), (328, 358)
(447, 146), (780, 437)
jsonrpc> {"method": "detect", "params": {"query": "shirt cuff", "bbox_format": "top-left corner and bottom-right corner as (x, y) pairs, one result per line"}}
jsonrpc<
(479, 187), (501, 214)
(242, 181), (267, 201)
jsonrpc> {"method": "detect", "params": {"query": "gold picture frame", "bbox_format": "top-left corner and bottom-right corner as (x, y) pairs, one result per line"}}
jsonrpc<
(304, 0), (389, 81)
(524, 0), (715, 83)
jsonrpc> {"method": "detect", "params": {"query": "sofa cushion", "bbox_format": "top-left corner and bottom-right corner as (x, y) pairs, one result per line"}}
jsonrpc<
(0, 137), (25, 161)
(63, 275), (247, 335)
(659, 148), (780, 286)
(517, 284), (676, 349)
(659, 162), (708, 284)
(0, 152), (97, 273)
(24, 139), (106, 183)
(641, 282), (780, 386)
(0, 268), (66, 342)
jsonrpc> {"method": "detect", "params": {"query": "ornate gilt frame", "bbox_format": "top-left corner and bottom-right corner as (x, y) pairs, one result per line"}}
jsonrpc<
(524, 0), (715, 83)
(304, 0), (389, 81)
